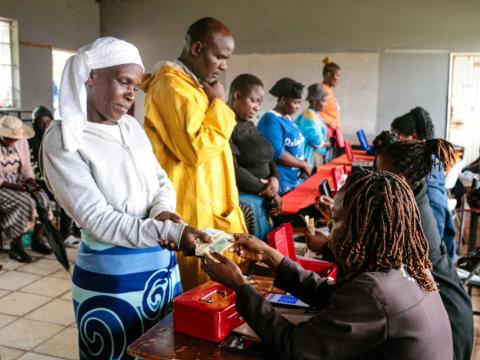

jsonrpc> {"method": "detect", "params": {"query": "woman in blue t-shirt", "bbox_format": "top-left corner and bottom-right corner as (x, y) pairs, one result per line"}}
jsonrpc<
(257, 78), (312, 194)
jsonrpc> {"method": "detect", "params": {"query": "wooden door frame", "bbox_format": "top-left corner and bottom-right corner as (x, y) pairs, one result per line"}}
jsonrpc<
(446, 52), (480, 141)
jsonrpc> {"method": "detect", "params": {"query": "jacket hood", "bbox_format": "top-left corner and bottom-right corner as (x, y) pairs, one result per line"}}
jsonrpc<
(141, 62), (198, 93)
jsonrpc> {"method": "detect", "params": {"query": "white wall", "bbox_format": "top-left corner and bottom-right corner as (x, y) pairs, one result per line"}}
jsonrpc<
(377, 51), (450, 137)
(3, 0), (479, 140)
(0, 0), (100, 112)
(226, 53), (379, 139)
(99, 0), (480, 142)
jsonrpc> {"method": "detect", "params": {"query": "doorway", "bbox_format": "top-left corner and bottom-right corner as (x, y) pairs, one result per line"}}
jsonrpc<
(447, 53), (480, 164)
(52, 48), (75, 118)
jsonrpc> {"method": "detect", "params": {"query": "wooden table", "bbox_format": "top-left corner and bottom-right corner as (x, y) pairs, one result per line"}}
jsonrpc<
(127, 313), (261, 360)
(128, 275), (278, 360)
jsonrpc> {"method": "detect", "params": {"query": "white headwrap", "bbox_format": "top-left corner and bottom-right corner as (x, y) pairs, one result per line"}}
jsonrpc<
(59, 37), (144, 152)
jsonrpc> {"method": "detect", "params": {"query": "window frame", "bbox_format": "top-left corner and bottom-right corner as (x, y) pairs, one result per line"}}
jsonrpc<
(0, 16), (20, 110)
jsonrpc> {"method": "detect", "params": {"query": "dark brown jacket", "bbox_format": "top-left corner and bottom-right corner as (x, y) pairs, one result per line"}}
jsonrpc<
(236, 258), (453, 360)
(415, 182), (473, 360)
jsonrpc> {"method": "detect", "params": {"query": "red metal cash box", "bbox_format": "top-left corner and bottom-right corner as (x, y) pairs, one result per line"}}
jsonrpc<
(173, 281), (245, 342)
(268, 223), (337, 282)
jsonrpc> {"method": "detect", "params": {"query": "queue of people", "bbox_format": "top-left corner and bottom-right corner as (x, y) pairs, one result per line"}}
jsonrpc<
(3, 16), (473, 360)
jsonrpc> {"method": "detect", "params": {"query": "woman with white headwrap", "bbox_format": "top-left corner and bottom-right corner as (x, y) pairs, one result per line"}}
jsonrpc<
(41, 37), (210, 360)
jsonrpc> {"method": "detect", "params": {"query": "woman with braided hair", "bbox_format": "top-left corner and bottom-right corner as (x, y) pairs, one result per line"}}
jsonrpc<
(201, 170), (452, 360)
(391, 107), (458, 262)
(376, 138), (473, 360)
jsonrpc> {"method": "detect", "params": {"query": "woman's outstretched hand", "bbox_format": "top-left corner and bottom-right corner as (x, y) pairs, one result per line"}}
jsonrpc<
(230, 234), (269, 261)
(230, 234), (285, 273)
(202, 252), (248, 291)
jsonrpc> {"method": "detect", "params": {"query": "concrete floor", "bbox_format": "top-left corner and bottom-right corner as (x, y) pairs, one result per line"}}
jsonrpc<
(0, 245), (479, 360)
(0, 247), (78, 360)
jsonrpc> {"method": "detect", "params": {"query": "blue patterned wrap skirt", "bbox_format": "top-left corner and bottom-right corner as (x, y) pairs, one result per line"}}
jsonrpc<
(72, 231), (182, 359)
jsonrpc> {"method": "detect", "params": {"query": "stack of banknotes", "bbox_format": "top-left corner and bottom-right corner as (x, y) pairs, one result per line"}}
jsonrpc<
(195, 228), (235, 256)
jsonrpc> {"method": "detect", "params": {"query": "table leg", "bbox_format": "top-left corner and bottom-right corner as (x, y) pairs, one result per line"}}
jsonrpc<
(458, 195), (467, 255)
(468, 213), (478, 253)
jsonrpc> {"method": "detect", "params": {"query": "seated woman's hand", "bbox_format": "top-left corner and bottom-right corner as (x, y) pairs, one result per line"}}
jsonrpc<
(24, 178), (36, 186)
(202, 252), (248, 291)
(155, 211), (184, 224)
(314, 195), (334, 221)
(25, 183), (41, 193)
(304, 229), (329, 252)
(12, 183), (27, 192)
(231, 234), (269, 261)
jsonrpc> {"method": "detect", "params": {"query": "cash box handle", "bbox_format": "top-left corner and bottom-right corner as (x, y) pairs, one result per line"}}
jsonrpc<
(199, 289), (227, 303)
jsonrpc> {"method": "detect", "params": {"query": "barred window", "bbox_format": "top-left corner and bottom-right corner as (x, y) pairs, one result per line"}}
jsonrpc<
(0, 17), (20, 109)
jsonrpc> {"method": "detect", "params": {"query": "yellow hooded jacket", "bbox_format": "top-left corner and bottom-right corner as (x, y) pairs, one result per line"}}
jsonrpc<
(142, 62), (247, 289)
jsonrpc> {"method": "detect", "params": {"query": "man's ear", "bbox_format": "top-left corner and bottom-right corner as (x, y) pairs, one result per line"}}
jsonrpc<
(191, 41), (203, 57)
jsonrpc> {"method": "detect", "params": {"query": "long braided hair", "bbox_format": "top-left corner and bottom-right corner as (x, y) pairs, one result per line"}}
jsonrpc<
(332, 170), (435, 292)
(378, 139), (456, 191)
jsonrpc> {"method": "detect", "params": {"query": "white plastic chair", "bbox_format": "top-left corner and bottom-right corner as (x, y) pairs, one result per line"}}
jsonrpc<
(445, 159), (465, 190)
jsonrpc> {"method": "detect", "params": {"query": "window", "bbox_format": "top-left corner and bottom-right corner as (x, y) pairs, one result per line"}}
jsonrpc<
(52, 48), (75, 117)
(0, 17), (20, 109)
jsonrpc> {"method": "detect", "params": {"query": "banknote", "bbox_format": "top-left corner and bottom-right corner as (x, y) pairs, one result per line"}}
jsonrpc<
(195, 228), (234, 256)
(301, 215), (316, 235)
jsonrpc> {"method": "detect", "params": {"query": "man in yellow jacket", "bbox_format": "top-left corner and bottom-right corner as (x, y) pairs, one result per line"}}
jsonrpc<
(142, 17), (247, 289)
